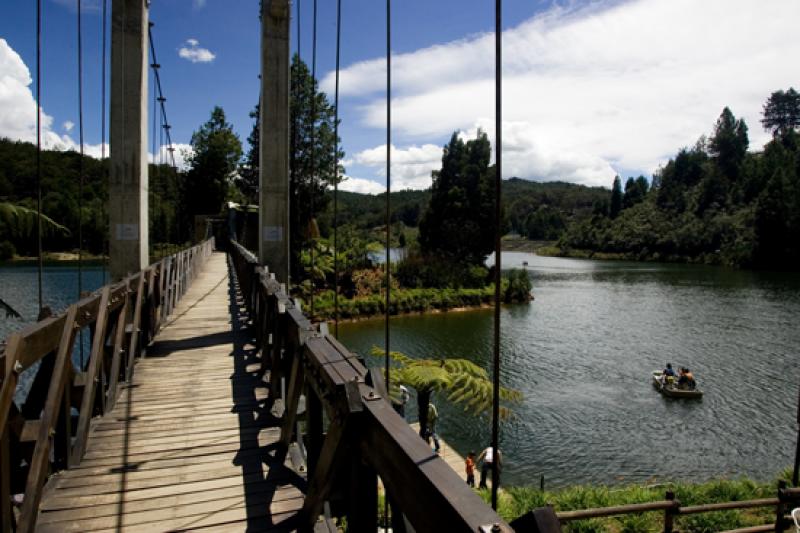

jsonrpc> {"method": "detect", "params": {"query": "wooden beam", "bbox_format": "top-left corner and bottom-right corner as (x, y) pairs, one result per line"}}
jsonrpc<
(125, 272), (146, 381)
(17, 304), (79, 533)
(71, 286), (112, 465)
(105, 286), (130, 410)
(359, 383), (512, 532)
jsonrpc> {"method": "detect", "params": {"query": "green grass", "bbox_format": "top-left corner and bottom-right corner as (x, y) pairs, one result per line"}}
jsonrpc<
(474, 473), (792, 533)
(308, 285), (498, 321)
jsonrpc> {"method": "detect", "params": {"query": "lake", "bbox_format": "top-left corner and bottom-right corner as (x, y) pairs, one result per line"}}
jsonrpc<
(339, 252), (800, 488)
(1, 254), (798, 489)
(0, 262), (107, 404)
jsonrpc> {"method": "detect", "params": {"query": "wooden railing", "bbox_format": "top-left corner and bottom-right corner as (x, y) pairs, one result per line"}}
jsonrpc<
(228, 240), (512, 532)
(512, 483), (800, 532)
(0, 238), (215, 533)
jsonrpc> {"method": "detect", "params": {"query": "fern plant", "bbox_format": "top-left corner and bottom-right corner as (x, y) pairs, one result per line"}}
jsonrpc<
(0, 202), (70, 241)
(370, 346), (522, 439)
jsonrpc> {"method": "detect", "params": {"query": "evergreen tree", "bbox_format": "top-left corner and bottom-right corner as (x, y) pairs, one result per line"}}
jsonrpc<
(289, 54), (344, 280)
(709, 107), (748, 180)
(236, 103), (260, 204)
(418, 130), (501, 265)
(184, 106), (243, 220)
(761, 87), (800, 137)
(609, 175), (623, 219)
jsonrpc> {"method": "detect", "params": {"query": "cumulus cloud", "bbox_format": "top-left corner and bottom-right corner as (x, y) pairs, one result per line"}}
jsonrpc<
(324, 0), (800, 186)
(178, 39), (216, 63)
(350, 143), (443, 190)
(338, 175), (387, 195)
(0, 38), (105, 154)
(63, 121), (74, 132)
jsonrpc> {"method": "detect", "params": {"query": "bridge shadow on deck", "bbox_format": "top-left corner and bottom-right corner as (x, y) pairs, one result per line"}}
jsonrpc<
(34, 253), (306, 532)
(226, 256), (306, 532)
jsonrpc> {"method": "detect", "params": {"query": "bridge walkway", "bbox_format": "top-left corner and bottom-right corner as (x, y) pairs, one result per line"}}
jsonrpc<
(34, 252), (305, 532)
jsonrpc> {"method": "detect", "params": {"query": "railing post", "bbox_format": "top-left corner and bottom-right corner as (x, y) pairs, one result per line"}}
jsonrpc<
(664, 490), (676, 533)
(775, 480), (787, 532)
(0, 426), (10, 533)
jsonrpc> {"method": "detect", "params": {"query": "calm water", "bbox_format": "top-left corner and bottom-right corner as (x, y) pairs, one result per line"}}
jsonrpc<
(339, 252), (800, 488)
(0, 262), (106, 404)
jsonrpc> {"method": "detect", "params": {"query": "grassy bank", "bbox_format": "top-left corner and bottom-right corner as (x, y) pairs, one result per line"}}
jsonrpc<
(475, 472), (793, 532)
(309, 286), (499, 321)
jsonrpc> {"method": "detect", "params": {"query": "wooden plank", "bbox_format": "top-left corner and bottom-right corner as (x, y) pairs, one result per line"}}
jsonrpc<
(0, 333), (21, 433)
(71, 285), (112, 465)
(0, 428), (11, 533)
(105, 289), (130, 411)
(125, 272), (146, 381)
(359, 381), (513, 532)
(37, 490), (303, 531)
(17, 304), (79, 533)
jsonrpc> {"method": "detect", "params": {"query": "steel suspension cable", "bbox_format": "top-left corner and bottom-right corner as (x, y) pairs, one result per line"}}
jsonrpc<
(77, 0), (86, 366)
(332, 0), (342, 337)
(101, 0), (108, 284)
(384, 2), (392, 528)
(384, 0), (392, 393)
(491, 0), (503, 511)
(36, 0), (43, 314)
(309, 0), (318, 316)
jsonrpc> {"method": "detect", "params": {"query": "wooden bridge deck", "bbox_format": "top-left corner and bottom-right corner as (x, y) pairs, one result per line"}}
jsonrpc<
(34, 252), (305, 532)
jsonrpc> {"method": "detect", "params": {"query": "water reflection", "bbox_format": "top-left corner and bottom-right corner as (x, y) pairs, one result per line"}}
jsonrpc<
(341, 252), (800, 488)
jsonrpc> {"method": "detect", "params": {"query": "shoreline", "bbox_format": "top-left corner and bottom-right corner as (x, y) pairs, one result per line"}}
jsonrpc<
(314, 302), (495, 324)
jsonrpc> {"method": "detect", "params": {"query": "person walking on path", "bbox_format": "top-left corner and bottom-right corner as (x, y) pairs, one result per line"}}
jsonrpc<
(465, 451), (476, 487)
(478, 445), (502, 489)
(426, 402), (441, 453)
(396, 384), (410, 420)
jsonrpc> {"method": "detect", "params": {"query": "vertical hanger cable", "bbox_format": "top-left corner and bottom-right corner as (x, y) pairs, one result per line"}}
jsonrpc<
(333, 0), (342, 337)
(491, 0), (503, 511)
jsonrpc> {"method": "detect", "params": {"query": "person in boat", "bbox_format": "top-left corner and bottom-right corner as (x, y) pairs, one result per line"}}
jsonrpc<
(678, 367), (696, 390)
(661, 363), (676, 386)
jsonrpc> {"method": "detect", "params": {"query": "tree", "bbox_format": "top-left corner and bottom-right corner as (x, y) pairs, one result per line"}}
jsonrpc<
(290, 54), (344, 280)
(184, 106), (243, 220)
(761, 88), (800, 137)
(609, 175), (623, 219)
(370, 347), (522, 441)
(418, 130), (502, 265)
(236, 103), (260, 204)
(622, 176), (649, 209)
(709, 107), (748, 179)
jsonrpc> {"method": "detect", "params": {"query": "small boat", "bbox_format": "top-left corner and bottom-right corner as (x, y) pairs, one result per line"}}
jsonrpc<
(652, 371), (703, 399)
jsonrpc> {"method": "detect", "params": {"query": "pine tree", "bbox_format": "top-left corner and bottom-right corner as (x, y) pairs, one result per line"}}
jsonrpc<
(184, 106), (243, 219)
(609, 175), (623, 219)
(761, 88), (800, 137)
(418, 130), (501, 265)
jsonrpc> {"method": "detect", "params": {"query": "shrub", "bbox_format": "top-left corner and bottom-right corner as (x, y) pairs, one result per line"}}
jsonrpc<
(0, 240), (15, 260)
(504, 268), (532, 303)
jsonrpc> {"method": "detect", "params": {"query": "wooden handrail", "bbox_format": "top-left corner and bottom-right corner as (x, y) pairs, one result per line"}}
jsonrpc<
(0, 238), (214, 533)
(228, 240), (512, 532)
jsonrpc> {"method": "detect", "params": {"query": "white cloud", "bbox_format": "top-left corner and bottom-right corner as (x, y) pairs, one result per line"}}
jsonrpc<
(0, 38), (101, 153)
(351, 143), (442, 190)
(192, 0), (207, 9)
(149, 143), (193, 170)
(63, 120), (74, 132)
(338, 175), (386, 195)
(178, 39), (216, 63)
(325, 0), (800, 186)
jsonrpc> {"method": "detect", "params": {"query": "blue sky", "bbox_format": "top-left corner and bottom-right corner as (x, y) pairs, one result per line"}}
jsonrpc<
(1, 0), (799, 193)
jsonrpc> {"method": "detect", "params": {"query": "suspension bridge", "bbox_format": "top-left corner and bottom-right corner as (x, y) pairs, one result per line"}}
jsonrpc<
(3, 1), (800, 532)
(0, 0), (518, 531)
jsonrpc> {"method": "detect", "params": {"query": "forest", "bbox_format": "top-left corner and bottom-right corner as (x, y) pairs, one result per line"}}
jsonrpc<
(556, 89), (800, 269)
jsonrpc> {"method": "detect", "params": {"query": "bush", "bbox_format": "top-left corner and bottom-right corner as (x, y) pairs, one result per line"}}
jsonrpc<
(0, 240), (15, 260)
(504, 268), (532, 303)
